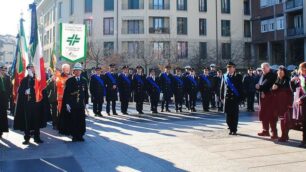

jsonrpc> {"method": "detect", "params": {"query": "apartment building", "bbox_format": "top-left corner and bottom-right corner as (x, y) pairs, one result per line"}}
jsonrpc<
(37, 0), (252, 69)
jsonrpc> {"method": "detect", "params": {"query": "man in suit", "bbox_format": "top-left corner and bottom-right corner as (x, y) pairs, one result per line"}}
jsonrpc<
(185, 68), (198, 112)
(159, 65), (173, 112)
(118, 65), (132, 115)
(243, 67), (257, 112)
(104, 64), (118, 115)
(146, 69), (160, 114)
(132, 66), (146, 114)
(199, 67), (213, 112)
(221, 62), (243, 135)
(172, 67), (184, 113)
(209, 64), (218, 108)
(90, 67), (105, 117)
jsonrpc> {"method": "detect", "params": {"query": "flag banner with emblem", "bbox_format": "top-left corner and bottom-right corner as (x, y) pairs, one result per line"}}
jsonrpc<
(60, 23), (87, 62)
(12, 19), (29, 103)
(29, 3), (47, 102)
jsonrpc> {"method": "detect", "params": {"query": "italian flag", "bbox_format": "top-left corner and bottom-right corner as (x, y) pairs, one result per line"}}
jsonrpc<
(12, 18), (29, 103)
(30, 3), (46, 102)
(49, 45), (57, 73)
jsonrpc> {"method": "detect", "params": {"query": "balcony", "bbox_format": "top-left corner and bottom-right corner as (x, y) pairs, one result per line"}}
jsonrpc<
(286, 0), (303, 11)
(149, 3), (170, 10)
(149, 27), (170, 34)
(287, 27), (304, 37)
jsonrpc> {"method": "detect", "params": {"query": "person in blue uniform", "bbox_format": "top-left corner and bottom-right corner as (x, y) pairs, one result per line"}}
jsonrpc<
(172, 67), (184, 113)
(159, 65), (173, 112)
(90, 67), (105, 117)
(146, 68), (160, 114)
(198, 67), (213, 112)
(185, 68), (198, 112)
(243, 67), (257, 112)
(104, 64), (118, 115)
(118, 65), (132, 115)
(220, 62), (243, 135)
(132, 66), (146, 114)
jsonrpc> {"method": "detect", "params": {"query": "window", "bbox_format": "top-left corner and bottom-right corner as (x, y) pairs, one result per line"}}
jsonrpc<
(294, 15), (303, 28)
(244, 43), (251, 59)
(128, 0), (140, 9)
(104, 18), (114, 35)
(199, 42), (207, 59)
(149, 17), (170, 34)
(177, 17), (188, 35)
(70, 0), (74, 15)
(199, 0), (207, 12)
(104, 42), (114, 56)
(127, 20), (144, 34)
(244, 0), (250, 15)
(221, 20), (230, 36)
(84, 19), (93, 36)
(244, 20), (251, 37)
(276, 17), (284, 30)
(177, 42), (188, 58)
(221, 0), (230, 14)
(177, 0), (187, 11)
(58, 2), (62, 19)
(260, 0), (282, 8)
(152, 42), (170, 59)
(85, 0), (93, 13)
(153, 0), (164, 9)
(199, 19), (207, 36)
(105, 0), (114, 11)
(261, 18), (275, 33)
(222, 43), (231, 59)
(122, 41), (144, 57)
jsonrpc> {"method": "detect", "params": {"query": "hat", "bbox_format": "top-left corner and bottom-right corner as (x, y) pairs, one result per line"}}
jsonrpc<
(136, 65), (143, 69)
(256, 68), (262, 71)
(95, 67), (102, 71)
(248, 67), (254, 70)
(27, 63), (34, 69)
(184, 65), (191, 69)
(190, 67), (195, 71)
(278, 65), (287, 71)
(73, 62), (83, 71)
(122, 65), (129, 70)
(210, 64), (216, 68)
(175, 67), (182, 71)
(109, 64), (116, 68)
(203, 67), (210, 70)
(226, 62), (236, 68)
(165, 65), (171, 69)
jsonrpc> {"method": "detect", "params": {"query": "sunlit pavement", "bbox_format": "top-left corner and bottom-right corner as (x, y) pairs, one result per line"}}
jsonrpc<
(1, 103), (306, 172)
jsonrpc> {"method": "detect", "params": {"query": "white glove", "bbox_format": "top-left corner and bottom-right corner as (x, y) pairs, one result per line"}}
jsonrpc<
(66, 104), (71, 113)
(28, 69), (34, 77)
(25, 89), (31, 95)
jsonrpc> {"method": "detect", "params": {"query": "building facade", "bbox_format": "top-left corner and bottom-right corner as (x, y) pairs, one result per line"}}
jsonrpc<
(252, 0), (306, 66)
(0, 35), (16, 67)
(37, 0), (252, 70)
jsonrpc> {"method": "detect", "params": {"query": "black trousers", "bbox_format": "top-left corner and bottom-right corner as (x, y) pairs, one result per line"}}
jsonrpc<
(201, 93), (210, 111)
(150, 96), (159, 112)
(189, 93), (197, 110)
(246, 92), (255, 111)
(210, 91), (216, 107)
(174, 95), (183, 111)
(121, 99), (129, 113)
(106, 101), (116, 114)
(93, 101), (103, 114)
(24, 129), (40, 141)
(225, 102), (239, 133)
(161, 100), (170, 110)
(184, 93), (190, 110)
(136, 101), (143, 112)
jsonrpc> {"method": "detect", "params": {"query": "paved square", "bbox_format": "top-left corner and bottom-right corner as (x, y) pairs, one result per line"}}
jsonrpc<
(1, 103), (305, 172)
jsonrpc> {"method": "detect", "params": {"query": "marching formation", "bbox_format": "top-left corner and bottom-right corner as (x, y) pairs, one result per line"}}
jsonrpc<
(0, 61), (305, 149)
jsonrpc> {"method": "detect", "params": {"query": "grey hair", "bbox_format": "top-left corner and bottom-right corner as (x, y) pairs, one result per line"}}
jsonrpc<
(61, 63), (70, 70)
(261, 62), (270, 68)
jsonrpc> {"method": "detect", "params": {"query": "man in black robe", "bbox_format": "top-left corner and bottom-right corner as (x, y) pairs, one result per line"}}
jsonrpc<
(220, 62), (243, 135)
(59, 63), (89, 142)
(14, 64), (44, 144)
(0, 63), (10, 138)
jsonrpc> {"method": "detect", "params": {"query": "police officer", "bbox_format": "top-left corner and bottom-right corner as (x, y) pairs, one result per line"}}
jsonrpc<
(60, 63), (89, 142)
(209, 64), (218, 108)
(183, 66), (191, 110)
(159, 65), (173, 112)
(132, 66), (146, 114)
(172, 67), (184, 113)
(90, 67), (105, 117)
(146, 68), (160, 114)
(185, 68), (198, 112)
(104, 64), (118, 115)
(199, 67), (213, 112)
(243, 67), (257, 112)
(118, 65), (132, 115)
(221, 62), (243, 135)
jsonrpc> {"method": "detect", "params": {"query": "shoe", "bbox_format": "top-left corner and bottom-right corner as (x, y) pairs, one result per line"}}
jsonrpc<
(138, 111), (144, 114)
(232, 132), (237, 135)
(166, 109), (171, 112)
(204, 109), (209, 112)
(179, 109), (183, 112)
(161, 109), (164, 112)
(72, 138), (78, 142)
(107, 112), (110, 116)
(278, 136), (289, 142)
(271, 134), (278, 140)
(22, 140), (30, 145)
(258, 131), (270, 137)
(34, 139), (44, 144)
(152, 111), (158, 114)
(113, 112), (118, 115)
(298, 142), (306, 148)
(229, 132), (233, 135)
(78, 137), (85, 142)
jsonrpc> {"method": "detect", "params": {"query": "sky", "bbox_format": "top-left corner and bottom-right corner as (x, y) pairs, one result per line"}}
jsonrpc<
(0, 0), (33, 37)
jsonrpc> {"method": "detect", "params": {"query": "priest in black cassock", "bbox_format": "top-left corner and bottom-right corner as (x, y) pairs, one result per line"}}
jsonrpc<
(14, 64), (45, 145)
(58, 63), (89, 142)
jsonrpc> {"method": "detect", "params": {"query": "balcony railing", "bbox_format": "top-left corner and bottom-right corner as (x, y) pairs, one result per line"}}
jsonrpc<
(287, 27), (304, 36)
(286, 0), (303, 10)
(149, 3), (170, 10)
(149, 27), (170, 34)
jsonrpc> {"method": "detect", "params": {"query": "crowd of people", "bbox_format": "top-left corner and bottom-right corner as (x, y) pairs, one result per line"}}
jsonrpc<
(0, 61), (305, 148)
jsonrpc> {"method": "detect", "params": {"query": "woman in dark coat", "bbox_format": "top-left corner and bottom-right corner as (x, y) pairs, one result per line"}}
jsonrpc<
(271, 66), (293, 141)
(290, 62), (306, 148)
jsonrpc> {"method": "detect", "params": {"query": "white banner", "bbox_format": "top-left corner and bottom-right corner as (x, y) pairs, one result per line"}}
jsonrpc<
(60, 23), (87, 62)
